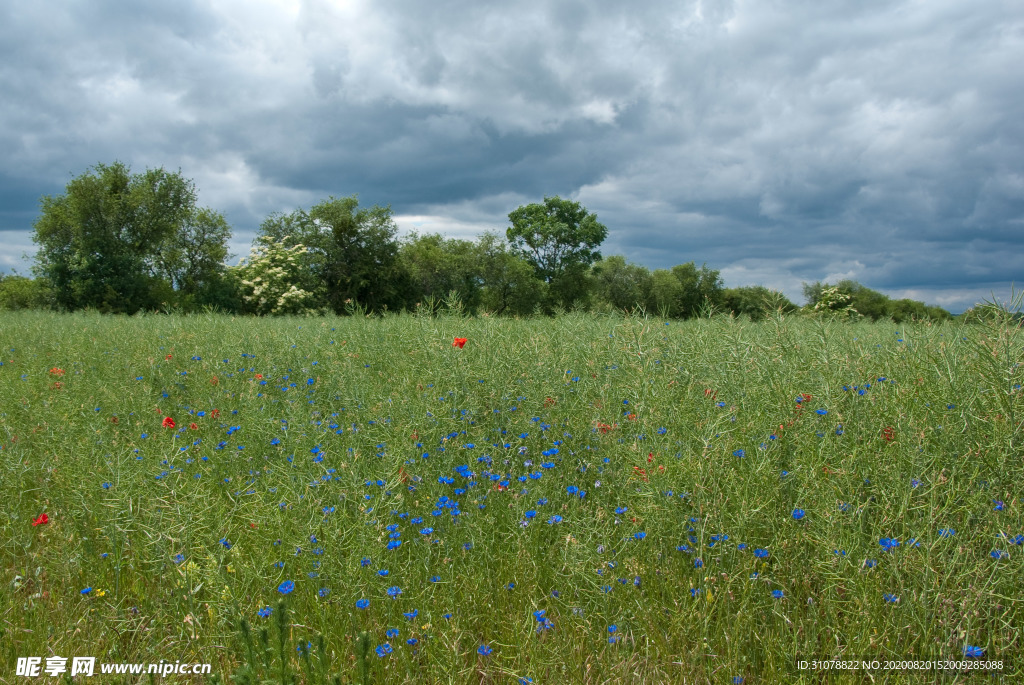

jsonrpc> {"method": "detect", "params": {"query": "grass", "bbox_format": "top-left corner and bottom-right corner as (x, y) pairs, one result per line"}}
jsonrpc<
(1, 309), (1021, 683)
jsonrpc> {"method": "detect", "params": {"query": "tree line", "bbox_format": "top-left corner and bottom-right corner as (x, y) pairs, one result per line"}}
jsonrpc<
(0, 162), (954, 322)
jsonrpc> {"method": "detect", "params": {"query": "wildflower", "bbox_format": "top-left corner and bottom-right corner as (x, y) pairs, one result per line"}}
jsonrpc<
(219, 537), (232, 549)
(633, 531), (647, 540)
(173, 553), (185, 564)
(883, 593), (899, 603)
(754, 548), (769, 558)
(318, 588), (330, 598)
(815, 409), (828, 415)
(387, 586), (402, 598)
(32, 513), (49, 526)
(733, 449), (745, 458)
(258, 606), (273, 618)
(356, 599), (370, 609)
(375, 644), (392, 657)
(938, 528), (955, 538)
(772, 590), (784, 599)
(162, 417), (176, 428)
(991, 550), (1008, 559)
(792, 509), (806, 520)
(452, 338), (467, 349)
(963, 645), (985, 658)
(477, 644), (492, 656)
(81, 587), (92, 594)
(911, 478), (921, 488)
(278, 580), (295, 594)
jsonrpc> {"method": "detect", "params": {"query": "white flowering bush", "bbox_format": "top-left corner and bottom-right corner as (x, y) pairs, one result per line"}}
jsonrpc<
(810, 285), (860, 318)
(229, 236), (320, 315)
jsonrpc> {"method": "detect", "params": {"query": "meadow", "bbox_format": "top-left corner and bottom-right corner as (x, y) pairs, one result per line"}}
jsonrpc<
(1, 309), (1021, 684)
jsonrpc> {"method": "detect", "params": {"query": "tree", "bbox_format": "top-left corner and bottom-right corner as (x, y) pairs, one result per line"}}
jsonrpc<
(153, 207), (232, 306)
(670, 262), (724, 318)
(398, 233), (484, 313)
(506, 196), (607, 311)
(31, 161), (229, 313)
(258, 196), (407, 314)
(590, 255), (652, 313)
(229, 236), (320, 316)
(476, 232), (546, 316)
(648, 269), (685, 318)
(721, 286), (797, 321)
(0, 274), (53, 310)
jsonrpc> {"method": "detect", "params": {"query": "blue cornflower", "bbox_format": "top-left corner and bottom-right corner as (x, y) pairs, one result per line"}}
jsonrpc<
(173, 553), (185, 564)
(477, 644), (492, 656)
(258, 606), (272, 618)
(634, 531), (647, 540)
(375, 644), (392, 657)
(548, 515), (563, 524)
(694, 558), (703, 568)
(963, 645), (984, 658)
(318, 588), (330, 598)
(911, 478), (921, 488)
(404, 609), (418, 620)
(220, 537), (232, 549)
(356, 599), (370, 609)
(772, 590), (784, 599)
(754, 549), (769, 558)
(81, 587), (92, 594)
(615, 506), (627, 515)
(386, 628), (399, 638)
(938, 528), (955, 538)
(792, 509), (805, 520)
(864, 559), (878, 569)
(278, 580), (295, 594)
(733, 449), (745, 458)
(883, 593), (899, 603)
(378, 570), (389, 577)
(815, 409), (828, 415)
(991, 550), (1008, 559)
(387, 586), (402, 598)
(430, 576), (441, 583)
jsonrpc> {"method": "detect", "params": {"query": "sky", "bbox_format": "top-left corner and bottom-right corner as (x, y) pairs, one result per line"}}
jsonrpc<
(1, 0), (1021, 313)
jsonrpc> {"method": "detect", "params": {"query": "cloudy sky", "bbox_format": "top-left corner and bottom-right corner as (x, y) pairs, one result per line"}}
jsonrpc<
(2, 0), (1021, 312)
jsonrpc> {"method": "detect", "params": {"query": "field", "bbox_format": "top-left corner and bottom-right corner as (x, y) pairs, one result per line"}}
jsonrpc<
(1, 309), (1021, 683)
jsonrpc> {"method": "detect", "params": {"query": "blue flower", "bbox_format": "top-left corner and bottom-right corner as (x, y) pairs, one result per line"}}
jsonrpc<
(477, 644), (492, 656)
(991, 550), (1008, 559)
(386, 628), (399, 638)
(938, 528), (955, 538)
(633, 531), (647, 540)
(220, 537), (232, 549)
(278, 580), (295, 594)
(733, 449), (745, 458)
(375, 643), (393, 657)
(815, 409), (828, 415)
(387, 586), (402, 598)
(754, 548), (769, 558)
(258, 606), (272, 618)
(792, 509), (805, 520)
(963, 645), (984, 658)
(772, 590), (784, 599)
(81, 587), (92, 595)
(615, 506), (627, 515)
(173, 553), (185, 563)
(356, 599), (370, 609)
(318, 588), (330, 598)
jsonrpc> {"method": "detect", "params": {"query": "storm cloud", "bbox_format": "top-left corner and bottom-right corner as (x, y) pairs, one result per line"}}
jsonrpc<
(2, 0), (1021, 312)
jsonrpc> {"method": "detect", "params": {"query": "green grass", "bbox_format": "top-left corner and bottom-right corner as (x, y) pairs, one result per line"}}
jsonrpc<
(1, 310), (1021, 683)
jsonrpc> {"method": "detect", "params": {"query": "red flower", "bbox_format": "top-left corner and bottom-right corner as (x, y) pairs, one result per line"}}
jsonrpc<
(211, 409), (220, 418)
(165, 354), (173, 360)
(881, 426), (895, 443)
(32, 513), (49, 526)
(452, 337), (467, 349)
(189, 422), (198, 430)
(162, 417), (176, 429)
(49, 367), (65, 376)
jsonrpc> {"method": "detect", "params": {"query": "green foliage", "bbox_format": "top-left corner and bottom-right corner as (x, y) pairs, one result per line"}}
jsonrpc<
(31, 161), (231, 313)
(475, 231), (546, 316)
(722, 285), (797, 321)
(507, 196), (607, 311)
(229, 236), (320, 316)
(803, 280), (953, 322)
(398, 232), (483, 314)
(0, 274), (53, 310)
(258, 195), (408, 314)
(590, 255), (652, 313)
(667, 262), (724, 318)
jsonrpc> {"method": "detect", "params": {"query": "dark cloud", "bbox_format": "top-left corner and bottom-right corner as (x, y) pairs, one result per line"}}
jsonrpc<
(1, 0), (1021, 313)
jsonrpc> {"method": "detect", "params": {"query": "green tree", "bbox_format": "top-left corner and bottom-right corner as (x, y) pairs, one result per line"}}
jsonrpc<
(670, 262), (724, 318)
(506, 196), (607, 311)
(648, 269), (685, 318)
(722, 286), (797, 321)
(31, 161), (229, 313)
(258, 196), (407, 314)
(0, 274), (53, 310)
(153, 207), (232, 307)
(398, 233), (483, 313)
(590, 255), (652, 313)
(476, 232), (546, 316)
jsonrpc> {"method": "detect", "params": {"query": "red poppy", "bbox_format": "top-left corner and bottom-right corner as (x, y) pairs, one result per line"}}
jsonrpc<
(189, 422), (198, 430)
(452, 337), (467, 349)
(209, 376), (218, 385)
(254, 373), (263, 380)
(50, 381), (63, 389)
(544, 397), (556, 407)
(49, 367), (65, 376)
(211, 409), (220, 418)
(165, 354), (173, 360)
(162, 417), (176, 428)
(881, 426), (895, 443)
(32, 513), (49, 526)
